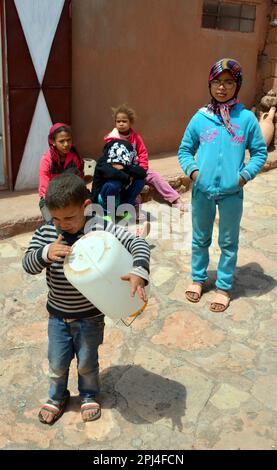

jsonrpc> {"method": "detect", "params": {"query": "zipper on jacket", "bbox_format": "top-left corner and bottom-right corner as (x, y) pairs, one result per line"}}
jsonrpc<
(215, 122), (223, 194)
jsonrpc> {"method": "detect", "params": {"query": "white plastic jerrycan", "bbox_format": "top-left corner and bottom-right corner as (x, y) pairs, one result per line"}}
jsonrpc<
(63, 231), (148, 323)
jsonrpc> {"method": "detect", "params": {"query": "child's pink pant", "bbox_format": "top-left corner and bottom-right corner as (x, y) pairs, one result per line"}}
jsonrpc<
(145, 169), (179, 203)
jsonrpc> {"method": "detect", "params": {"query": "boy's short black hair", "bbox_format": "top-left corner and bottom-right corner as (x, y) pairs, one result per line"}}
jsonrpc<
(45, 173), (88, 210)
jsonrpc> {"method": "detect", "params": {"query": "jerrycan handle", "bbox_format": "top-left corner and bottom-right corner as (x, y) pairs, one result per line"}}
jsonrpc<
(121, 299), (149, 327)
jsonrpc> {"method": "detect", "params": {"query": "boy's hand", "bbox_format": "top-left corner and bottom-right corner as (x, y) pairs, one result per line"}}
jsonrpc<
(112, 164), (124, 170)
(125, 176), (133, 189)
(121, 274), (148, 302)
(48, 234), (71, 262)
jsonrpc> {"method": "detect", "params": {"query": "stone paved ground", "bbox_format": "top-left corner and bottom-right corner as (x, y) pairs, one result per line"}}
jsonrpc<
(0, 170), (276, 450)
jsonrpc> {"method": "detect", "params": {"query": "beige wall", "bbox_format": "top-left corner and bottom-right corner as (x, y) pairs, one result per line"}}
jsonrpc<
(258, 1), (277, 96)
(72, 0), (270, 158)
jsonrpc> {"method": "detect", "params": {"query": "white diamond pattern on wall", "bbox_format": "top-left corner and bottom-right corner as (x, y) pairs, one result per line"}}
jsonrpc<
(13, 0), (65, 190)
(14, 0), (65, 85)
(15, 90), (52, 190)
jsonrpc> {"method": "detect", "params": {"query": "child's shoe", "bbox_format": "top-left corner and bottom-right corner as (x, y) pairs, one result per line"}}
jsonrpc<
(80, 398), (101, 422)
(135, 205), (148, 223)
(136, 221), (151, 239)
(171, 200), (188, 213)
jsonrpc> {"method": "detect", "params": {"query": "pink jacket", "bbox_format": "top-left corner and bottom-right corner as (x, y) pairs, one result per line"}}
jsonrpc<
(104, 128), (149, 171)
(38, 149), (84, 198)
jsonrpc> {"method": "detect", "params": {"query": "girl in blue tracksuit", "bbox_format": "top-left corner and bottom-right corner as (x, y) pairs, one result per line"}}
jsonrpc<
(178, 58), (267, 312)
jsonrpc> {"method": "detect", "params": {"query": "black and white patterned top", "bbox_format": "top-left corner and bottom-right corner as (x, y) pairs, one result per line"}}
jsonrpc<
(22, 216), (150, 319)
(106, 141), (137, 166)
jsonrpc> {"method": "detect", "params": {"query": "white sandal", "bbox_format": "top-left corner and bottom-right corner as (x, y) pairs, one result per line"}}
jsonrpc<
(185, 283), (203, 303)
(210, 291), (230, 313)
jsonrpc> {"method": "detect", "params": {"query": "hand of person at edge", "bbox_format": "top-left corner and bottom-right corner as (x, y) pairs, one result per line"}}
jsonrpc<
(239, 176), (246, 187)
(192, 170), (199, 182)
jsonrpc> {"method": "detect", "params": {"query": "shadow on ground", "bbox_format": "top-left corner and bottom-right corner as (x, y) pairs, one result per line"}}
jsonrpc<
(97, 365), (187, 431)
(206, 262), (277, 299)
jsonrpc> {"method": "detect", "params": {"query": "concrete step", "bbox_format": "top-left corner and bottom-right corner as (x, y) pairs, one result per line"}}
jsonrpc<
(0, 151), (276, 240)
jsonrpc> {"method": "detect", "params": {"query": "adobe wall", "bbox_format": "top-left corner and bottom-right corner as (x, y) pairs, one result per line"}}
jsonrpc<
(72, 0), (271, 159)
(257, 0), (277, 98)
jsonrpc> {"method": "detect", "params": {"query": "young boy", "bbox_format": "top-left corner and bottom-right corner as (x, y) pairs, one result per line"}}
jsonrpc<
(92, 135), (146, 210)
(23, 173), (150, 425)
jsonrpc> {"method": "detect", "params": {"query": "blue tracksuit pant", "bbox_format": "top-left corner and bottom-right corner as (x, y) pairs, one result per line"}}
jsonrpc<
(191, 187), (243, 291)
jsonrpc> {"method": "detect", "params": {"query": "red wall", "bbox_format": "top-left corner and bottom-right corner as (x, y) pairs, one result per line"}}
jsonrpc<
(72, 0), (270, 159)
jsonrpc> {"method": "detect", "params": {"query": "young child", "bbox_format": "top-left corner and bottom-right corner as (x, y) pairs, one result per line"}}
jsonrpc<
(23, 173), (150, 425)
(178, 58), (267, 312)
(92, 128), (146, 211)
(104, 104), (187, 214)
(38, 123), (84, 222)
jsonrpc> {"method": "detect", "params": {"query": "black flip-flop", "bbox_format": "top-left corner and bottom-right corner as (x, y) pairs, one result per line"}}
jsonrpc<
(80, 399), (101, 422)
(38, 396), (69, 425)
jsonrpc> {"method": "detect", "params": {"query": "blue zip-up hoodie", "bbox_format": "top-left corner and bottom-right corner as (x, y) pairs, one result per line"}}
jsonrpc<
(178, 104), (267, 197)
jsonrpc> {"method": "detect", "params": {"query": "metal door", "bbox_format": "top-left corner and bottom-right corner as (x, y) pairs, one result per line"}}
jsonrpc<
(5, 0), (71, 190)
(0, 0), (8, 189)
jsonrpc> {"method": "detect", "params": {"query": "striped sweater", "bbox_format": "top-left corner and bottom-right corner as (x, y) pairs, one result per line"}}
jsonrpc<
(22, 216), (150, 319)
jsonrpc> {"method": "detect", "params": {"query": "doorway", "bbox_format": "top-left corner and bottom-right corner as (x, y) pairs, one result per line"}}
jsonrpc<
(0, 2), (8, 190)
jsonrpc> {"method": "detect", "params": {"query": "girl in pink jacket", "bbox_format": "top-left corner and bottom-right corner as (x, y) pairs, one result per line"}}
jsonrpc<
(105, 105), (186, 216)
(38, 123), (84, 222)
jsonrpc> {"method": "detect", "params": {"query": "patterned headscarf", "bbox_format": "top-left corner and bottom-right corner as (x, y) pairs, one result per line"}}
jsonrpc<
(207, 58), (243, 135)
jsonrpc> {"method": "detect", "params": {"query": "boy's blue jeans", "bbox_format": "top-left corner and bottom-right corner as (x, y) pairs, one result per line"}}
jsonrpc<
(48, 315), (104, 404)
(191, 187), (243, 291)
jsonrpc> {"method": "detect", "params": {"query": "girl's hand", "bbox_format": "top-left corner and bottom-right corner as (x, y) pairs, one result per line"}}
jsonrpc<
(121, 274), (148, 302)
(48, 234), (71, 262)
(192, 170), (199, 182)
(239, 176), (246, 187)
